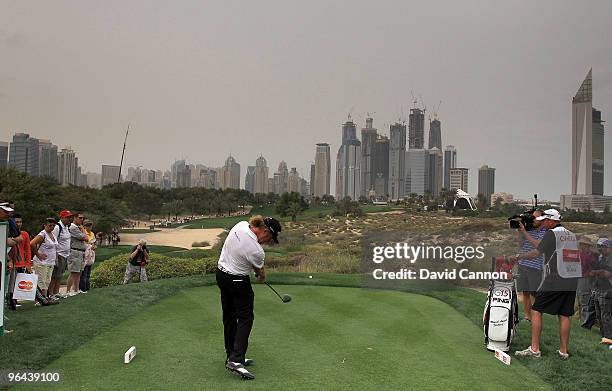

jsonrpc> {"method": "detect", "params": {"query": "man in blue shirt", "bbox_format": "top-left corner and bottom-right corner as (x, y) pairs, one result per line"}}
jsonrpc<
(516, 209), (545, 321)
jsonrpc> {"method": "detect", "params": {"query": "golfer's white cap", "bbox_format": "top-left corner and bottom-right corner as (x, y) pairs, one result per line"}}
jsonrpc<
(535, 208), (561, 221)
(0, 202), (14, 212)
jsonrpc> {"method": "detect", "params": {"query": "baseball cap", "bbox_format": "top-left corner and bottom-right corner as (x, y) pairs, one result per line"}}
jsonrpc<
(0, 202), (14, 212)
(603, 239), (612, 248)
(263, 217), (282, 244)
(535, 208), (561, 221)
(59, 210), (75, 219)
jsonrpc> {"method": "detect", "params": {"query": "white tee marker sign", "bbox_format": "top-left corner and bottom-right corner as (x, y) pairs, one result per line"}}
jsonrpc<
(124, 346), (137, 364)
(494, 349), (511, 365)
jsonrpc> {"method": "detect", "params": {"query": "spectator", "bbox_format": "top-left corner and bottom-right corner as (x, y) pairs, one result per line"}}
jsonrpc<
(0, 201), (16, 332)
(49, 211), (74, 298)
(516, 209), (545, 321)
(79, 220), (96, 292)
(13, 214), (32, 275)
(515, 209), (579, 360)
(30, 218), (59, 298)
(5, 201), (21, 311)
(66, 212), (88, 296)
(124, 239), (149, 284)
(577, 236), (599, 329)
(591, 239), (612, 345)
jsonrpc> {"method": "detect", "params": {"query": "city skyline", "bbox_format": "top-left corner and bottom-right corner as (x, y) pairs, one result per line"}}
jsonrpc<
(1, 1), (611, 199)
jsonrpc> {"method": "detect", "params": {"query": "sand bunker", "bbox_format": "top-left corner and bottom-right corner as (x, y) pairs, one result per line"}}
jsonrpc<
(119, 228), (225, 249)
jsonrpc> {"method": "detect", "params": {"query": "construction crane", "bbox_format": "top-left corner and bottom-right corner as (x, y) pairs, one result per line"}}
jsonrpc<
(117, 123), (130, 183)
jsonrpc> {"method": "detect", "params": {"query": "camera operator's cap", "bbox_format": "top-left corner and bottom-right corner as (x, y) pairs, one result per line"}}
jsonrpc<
(535, 208), (561, 221)
(0, 202), (14, 212)
(263, 216), (282, 244)
(59, 210), (75, 219)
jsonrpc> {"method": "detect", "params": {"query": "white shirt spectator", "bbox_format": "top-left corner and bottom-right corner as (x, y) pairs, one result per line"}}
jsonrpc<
(52, 221), (72, 258)
(33, 230), (58, 267)
(218, 221), (265, 276)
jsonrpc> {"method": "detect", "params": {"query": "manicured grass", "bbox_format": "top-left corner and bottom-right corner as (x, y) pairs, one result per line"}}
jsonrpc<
(3, 273), (609, 390)
(34, 285), (548, 391)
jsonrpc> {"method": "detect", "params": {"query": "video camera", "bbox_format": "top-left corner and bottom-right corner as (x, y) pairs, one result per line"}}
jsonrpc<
(508, 211), (536, 230)
(507, 194), (538, 230)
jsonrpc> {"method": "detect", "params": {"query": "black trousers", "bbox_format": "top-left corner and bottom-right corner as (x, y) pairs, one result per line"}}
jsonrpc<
(216, 268), (254, 364)
(79, 265), (92, 291)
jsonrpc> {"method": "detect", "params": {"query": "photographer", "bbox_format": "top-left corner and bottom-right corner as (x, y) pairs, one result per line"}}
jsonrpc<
(590, 239), (612, 345)
(123, 239), (150, 284)
(516, 209), (545, 321)
(514, 209), (579, 360)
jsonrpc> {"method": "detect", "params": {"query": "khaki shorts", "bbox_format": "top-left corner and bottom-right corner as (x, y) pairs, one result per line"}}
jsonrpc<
(33, 263), (54, 290)
(52, 255), (68, 279)
(67, 249), (85, 273)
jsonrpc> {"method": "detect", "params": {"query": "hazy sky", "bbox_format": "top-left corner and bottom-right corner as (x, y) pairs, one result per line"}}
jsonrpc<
(1, 0), (611, 200)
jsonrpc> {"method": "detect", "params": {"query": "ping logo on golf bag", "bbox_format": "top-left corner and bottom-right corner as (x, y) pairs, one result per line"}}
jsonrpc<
(491, 287), (511, 304)
(18, 280), (34, 290)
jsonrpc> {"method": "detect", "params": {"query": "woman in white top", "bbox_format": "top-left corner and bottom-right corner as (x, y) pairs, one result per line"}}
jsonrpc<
(30, 218), (59, 296)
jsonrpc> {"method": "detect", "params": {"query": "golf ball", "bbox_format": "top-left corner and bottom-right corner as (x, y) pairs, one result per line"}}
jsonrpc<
(309, 275), (313, 279)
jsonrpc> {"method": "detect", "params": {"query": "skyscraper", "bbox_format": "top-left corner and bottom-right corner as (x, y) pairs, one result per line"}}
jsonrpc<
(408, 108), (425, 149)
(171, 160), (190, 188)
(443, 145), (457, 190)
(57, 148), (78, 186)
(389, 122), (406, 200)
(217, 155), (240, 190)
(373, 135), (389, 198)
(428, 119), (442, 150)
(478, 165), (496, 204)
(254, 155), (269, 194)
(101, 164), (121, 187)
(288, 168), (303, 194)
(449, 168), (469, 192)
(245, 166), (256, 194)
(0, 142), (8, 169)
(361, 116), (378, 196)
(38, 140), (59, 180)
(314, 143), (331, 197)
(561, 69), (610, 212)
(273, 161), (289, 195)
(405, 149), (428, 196)
(336, 119), (362, 200)
(427, 148), (443, 197)
(336, 140), (362, 200)
(9, 133), (40, 176)
(571, 69), (604, 195)
(309, 163), (315, 196)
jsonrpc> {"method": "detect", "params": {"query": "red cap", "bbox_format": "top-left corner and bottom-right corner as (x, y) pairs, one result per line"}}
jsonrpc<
(59, 210), (74, 219)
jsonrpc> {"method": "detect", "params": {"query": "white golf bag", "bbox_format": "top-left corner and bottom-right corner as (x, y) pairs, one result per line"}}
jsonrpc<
(483, 258), (519, 352)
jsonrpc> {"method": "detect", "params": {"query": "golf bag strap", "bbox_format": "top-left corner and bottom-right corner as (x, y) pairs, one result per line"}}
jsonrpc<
(484, 290), (493, 340)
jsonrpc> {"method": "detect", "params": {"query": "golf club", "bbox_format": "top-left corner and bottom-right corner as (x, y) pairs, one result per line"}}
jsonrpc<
(264, 282), (292, 303)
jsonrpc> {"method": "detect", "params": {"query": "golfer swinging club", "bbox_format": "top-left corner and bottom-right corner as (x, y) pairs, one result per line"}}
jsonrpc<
(217, 215), (281, 380)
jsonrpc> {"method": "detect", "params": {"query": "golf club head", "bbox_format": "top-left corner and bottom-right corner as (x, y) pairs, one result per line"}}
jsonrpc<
(282, 294), (292, 303)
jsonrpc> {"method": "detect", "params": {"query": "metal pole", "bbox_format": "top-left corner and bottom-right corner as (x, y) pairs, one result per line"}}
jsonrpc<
(118, 123), (130, 183)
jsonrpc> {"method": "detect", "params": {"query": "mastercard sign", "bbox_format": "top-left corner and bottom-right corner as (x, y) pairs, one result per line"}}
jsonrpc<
(18, 280), (34, 291)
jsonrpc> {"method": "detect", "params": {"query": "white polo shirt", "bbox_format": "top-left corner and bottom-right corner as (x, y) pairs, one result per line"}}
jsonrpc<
(218, 221), (265, 276)
(52, 221), (72, 258)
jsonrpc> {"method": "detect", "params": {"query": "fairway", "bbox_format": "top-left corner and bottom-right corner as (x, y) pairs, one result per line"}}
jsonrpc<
(34, 286), (549, 391)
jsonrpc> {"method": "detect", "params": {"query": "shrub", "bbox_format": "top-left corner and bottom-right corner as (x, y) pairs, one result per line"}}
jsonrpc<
(91, 253), (215, 287)
(192, 240), (211, 247)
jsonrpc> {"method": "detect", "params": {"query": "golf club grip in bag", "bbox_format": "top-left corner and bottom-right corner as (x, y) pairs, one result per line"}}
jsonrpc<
(483, 256), (519, 352)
